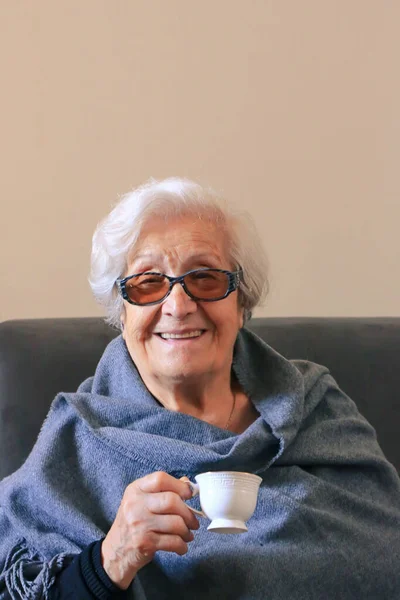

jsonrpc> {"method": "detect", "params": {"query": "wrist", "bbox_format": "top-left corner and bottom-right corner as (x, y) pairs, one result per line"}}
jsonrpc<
(100, 539), (136, 591)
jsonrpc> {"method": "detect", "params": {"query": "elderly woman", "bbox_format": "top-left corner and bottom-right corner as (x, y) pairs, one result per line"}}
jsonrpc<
(1, 178), (400, 600)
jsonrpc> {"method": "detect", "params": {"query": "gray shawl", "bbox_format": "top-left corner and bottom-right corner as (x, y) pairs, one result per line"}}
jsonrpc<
(1, 328), (400, 599)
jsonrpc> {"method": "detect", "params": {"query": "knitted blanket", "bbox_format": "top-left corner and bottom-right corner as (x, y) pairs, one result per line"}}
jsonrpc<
(1, 328), (399, 599)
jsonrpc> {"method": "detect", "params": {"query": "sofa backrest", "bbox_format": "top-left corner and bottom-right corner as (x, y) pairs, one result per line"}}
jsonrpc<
(0, 317), (398, 480)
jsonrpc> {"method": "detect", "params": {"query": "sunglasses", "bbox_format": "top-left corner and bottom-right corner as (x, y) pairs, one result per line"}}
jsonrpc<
(116, 268), (242, 306)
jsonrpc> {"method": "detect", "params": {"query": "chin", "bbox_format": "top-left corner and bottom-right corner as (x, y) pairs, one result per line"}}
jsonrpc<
(159, 363), (209, 382)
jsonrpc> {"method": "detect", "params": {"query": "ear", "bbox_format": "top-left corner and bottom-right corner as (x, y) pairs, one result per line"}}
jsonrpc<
(238, 306), (244, 330)
(120, 308), (126, 339)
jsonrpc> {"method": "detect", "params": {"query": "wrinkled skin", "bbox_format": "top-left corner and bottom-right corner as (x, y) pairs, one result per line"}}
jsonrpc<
(101, 472), (199, 590)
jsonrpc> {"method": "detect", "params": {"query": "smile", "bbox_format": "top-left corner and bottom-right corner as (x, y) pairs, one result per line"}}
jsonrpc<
(158, 330), (204, 340)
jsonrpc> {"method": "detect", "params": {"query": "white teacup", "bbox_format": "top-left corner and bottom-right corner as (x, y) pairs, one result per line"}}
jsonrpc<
(185, 471), (262, 534)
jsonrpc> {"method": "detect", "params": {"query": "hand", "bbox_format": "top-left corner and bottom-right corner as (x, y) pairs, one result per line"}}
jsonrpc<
(101, 471), (199, 590)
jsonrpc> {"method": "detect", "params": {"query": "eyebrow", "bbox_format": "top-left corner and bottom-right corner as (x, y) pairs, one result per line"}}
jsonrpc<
(129, 252), (224, 270)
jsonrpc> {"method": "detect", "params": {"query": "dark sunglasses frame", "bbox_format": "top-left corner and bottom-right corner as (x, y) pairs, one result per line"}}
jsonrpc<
(116, 268), (242, 306)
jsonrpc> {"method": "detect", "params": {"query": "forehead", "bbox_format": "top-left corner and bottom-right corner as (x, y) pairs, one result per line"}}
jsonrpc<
(128, 215), (231, 270)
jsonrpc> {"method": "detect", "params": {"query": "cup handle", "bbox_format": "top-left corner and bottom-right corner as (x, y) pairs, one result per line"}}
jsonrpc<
(187, 505), (205, 517)
(181, 479), (206, 518)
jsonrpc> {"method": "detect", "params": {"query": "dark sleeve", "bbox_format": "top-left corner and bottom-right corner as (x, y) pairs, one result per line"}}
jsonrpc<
(52, 538), (131, 599)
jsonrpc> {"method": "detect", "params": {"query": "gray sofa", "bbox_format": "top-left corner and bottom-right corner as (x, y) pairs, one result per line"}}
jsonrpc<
(0, 317), (399, 481)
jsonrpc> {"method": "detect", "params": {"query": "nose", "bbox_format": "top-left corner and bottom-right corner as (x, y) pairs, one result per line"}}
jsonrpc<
(161, 281), (197, 318)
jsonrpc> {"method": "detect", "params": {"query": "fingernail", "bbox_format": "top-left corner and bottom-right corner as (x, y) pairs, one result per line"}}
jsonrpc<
(180, 477), (193, 498)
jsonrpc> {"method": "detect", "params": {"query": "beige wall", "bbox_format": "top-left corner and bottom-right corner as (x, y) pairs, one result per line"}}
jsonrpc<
(1, 1), (399, 322)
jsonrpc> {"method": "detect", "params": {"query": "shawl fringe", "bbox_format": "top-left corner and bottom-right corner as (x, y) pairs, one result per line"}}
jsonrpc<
(0, 539), (72, 600)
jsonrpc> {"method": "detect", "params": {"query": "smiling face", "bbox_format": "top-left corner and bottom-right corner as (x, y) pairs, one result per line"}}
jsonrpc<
(120, 215), (244, 388)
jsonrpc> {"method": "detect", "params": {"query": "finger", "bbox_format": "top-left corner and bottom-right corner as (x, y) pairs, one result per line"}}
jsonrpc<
(146, 491), (200, 530)
(179, 476), (194, 497)
(149, 514), (195, 543)
(154, 534), (190, 556)
(138, 472), (192, 500)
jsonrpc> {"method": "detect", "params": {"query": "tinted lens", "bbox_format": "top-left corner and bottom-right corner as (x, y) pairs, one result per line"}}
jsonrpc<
(184, 270), (229, 299)
(125, 273), (169, 304)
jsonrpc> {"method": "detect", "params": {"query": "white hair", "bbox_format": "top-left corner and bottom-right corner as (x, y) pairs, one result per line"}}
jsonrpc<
(89, 177), (269, 329)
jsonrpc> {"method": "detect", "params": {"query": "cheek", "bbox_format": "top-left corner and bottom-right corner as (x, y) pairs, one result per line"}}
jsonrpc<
(124, 308), (157, 343)
(210, 302), (243, 338)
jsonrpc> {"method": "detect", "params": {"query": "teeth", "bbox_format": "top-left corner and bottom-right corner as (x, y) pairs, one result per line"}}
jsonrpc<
(160, 330), (203, 339)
